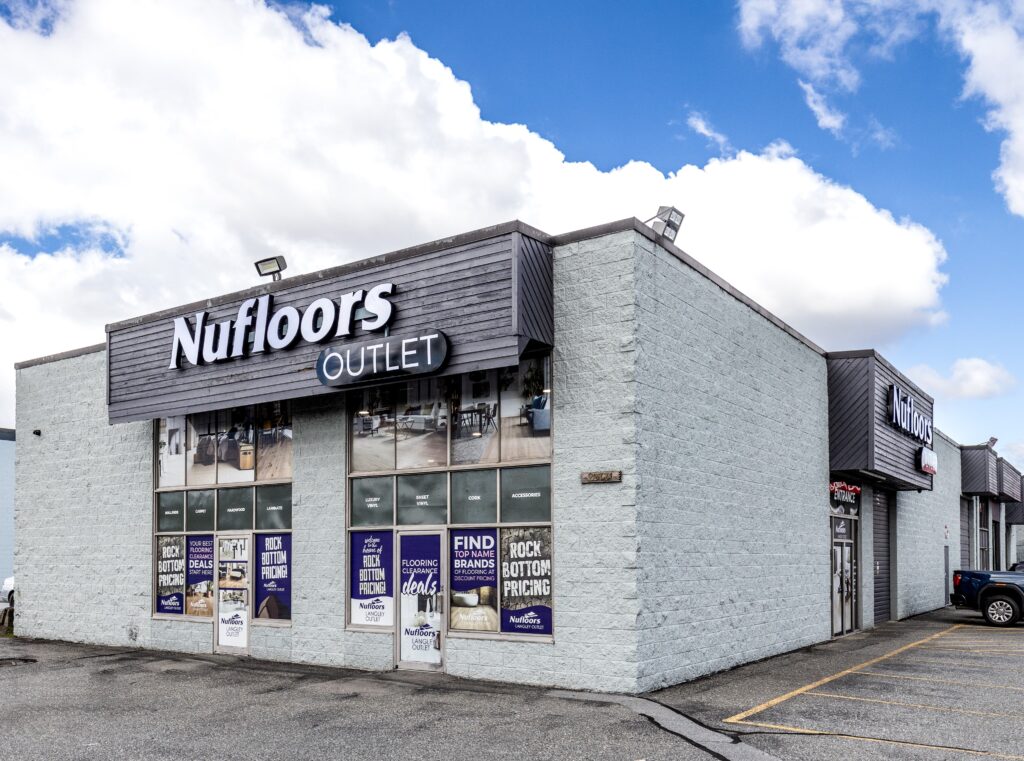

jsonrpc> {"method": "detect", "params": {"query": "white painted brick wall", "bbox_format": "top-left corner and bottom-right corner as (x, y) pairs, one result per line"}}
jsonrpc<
(895, 430), (962, 619)
(16, 350), (155, 647)
(446, 230), (642, 692)
(632, 234), (832, 691)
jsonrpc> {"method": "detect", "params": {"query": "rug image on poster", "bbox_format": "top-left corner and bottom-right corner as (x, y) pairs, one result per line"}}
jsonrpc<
(255, 533), (291, 619)
(350, 531), (393, 626)
(156, 536), (185, 615)
(500, 527), (552, 635)
(186, 535), (215, 617)
(449, 529), (498, 632)
(218, 588), (248, 648)
(399, 534), (441, 664)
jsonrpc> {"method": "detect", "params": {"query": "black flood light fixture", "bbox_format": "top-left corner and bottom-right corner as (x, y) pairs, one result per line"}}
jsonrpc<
(645, 206), (684, 242)
(255, 255), (288, 282)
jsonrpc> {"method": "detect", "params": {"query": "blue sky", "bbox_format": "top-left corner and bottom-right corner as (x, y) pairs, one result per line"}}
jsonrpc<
(330, 0), (1024, 452)
(0, 0), (1023, 460)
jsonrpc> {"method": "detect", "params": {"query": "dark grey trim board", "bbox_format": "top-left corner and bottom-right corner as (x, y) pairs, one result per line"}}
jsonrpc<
(0, 428), (14, 441)
(15, 342), (106, 370)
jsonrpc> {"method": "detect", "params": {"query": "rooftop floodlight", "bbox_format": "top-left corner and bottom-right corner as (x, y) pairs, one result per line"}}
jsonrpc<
(645, 206), (684, 242)
(255, 255), (288, 282)
(988, 436), (999, 448)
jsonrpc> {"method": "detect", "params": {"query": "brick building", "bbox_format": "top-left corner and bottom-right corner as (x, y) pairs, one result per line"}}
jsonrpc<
(13, 218), (1021, 693)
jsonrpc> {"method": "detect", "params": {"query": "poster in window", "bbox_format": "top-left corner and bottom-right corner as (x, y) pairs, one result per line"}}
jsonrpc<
(255, 533), (291, 619)
(186, 535), (215, 617)
(399, 533), (441, 664)
(500, 527), (552, 635)
(156, 536), (185, 615)
(218, 589), (248, 648)
(350, 531), (393, 626)
(449, 529), (498, 632)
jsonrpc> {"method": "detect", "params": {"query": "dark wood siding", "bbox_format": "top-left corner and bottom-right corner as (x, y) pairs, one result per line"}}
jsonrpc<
(107, 232), (553, 423)
(961, 446), (999, 496)
(514, 233), (554, 350)
(997, 458), (1022, 502)
(873, 489), (892, 622)
(827, 357), (871, 472)
(827, 351), (933, 490)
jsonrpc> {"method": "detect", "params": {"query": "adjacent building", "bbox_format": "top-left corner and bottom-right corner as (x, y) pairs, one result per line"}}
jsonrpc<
(13, 217), (1024, 693)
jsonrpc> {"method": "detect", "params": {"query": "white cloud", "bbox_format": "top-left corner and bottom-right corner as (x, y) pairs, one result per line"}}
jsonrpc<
(0, 0), (950, 426)
(738, 0), (1024, 216)
(908, 358), (1017, 399)
(686, 111), (733, 154)
(798, 79), (847, 134)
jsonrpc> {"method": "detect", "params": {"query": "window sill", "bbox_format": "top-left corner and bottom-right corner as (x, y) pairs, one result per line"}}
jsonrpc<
(447, 630), (554, 644)
(151, 614), (213, 623)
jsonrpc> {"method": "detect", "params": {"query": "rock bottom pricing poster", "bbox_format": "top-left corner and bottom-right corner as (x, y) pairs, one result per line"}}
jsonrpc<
(449, 529), (498, 632)
(350, 531), (393, 626)
(500, 527), (553, 635)
(218, 589), (248, 648)
(156, 536), (185, 615)
(255, 534), (291, 619)
(186, 535), (214, 617)
(399, 534), (441, 664)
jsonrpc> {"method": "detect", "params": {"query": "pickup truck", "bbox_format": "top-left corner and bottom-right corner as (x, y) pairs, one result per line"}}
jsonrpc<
(951, 569), (1024, 626)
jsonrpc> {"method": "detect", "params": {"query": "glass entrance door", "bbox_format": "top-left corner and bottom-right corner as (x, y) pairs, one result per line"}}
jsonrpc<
(831, 517), (858, 636)
(396, 531), (445, 670)
(215, 534), (250, 653)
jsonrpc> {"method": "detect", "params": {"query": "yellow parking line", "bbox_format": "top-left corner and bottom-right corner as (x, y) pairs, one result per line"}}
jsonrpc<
(894, 656), (1014, 670)
(731, 720), (1024, 760)
(723, 624), (961, 724)
(807, 690), (1021, 719)
(921, 646), (1024, 655)
(852, 669), (1024, 692)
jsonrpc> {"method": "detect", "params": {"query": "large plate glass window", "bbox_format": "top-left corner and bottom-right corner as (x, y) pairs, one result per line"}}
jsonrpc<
(396, 379), (447, 470)
(187, 490), (215, 532)
(157, 492), (185, 533)
(351, 387), (396, 472)
(256, 484), (293, 530)
(351, 477), (394, 527)
(157, 415), (186, 487)
(256, 402), (293, 481)
(451, 470), (497, 524)
(187, 411), (218, 485)
(499, 357), (551, 462)
(500, 466), (552, 523)
(450, 371), (499, 466)
(217, 407), (256, 484)
(396, 473), (447, 525)
(218, 487), (254, 530)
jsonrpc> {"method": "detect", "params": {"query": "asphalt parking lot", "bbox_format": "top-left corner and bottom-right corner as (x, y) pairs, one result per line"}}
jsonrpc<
(654, 607), (1024, 760)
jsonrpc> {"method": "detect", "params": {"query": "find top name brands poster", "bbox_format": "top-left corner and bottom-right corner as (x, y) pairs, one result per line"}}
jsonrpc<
(156, 536), (185, 615)
(500, 527), (553, 635)
(449, 529), (498, 632)
(350, 531), (393, 626)
(255, 533), (291, 620)
(186, 535), (214, 617)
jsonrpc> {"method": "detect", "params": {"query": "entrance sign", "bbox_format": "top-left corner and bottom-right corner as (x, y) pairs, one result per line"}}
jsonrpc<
(350, 531), (394, 626)
(316, 330), (449, 387)
(398, 533), (442, 664)
(168, 283), (395, 369)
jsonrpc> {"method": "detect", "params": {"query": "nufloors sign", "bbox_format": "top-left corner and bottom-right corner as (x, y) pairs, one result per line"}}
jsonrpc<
(166, 281), (449, 386)
(887, 384), (937, 475)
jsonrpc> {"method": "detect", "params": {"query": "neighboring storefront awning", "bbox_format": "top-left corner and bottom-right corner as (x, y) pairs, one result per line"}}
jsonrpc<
(826, 350), (935, 491)
(961, 444), (1000, 497)
(105, 223), (553, 424)
(997, 457), (1023, 502)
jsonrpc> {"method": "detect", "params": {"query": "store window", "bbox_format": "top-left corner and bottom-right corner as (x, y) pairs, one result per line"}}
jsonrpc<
(345, 358), (554, 639)
(154, 403), (293, 624)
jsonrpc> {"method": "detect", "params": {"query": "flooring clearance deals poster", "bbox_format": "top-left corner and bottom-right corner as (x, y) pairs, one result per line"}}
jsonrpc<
(186, 535), (215, 617)
(399, 534), (441, 664)
(350, 531), (393, 626)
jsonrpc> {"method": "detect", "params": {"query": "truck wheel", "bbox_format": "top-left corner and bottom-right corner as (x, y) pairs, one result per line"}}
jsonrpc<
(983, 595), (1020, 627)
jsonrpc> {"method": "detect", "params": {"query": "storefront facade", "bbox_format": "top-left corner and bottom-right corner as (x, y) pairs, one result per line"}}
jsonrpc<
(11, 217), (991, 693)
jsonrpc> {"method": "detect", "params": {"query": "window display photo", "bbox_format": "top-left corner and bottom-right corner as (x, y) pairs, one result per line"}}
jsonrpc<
(256, 402), (293, 481)
(187, 411), (218, 486)
(217, 407), (256, 484)
(499, 357), (551, 462)
(158, 415), (186, 487)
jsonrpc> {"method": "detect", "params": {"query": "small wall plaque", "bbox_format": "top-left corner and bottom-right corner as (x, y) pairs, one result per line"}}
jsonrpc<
(580, 470), (622, 484)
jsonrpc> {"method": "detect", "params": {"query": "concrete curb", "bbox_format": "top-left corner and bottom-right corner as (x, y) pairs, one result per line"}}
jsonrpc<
(549, 690), (781, 761)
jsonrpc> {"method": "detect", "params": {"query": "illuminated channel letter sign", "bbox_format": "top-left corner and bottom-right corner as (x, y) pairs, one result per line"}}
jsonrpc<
(168, 283), (396, 369)
(315, 330), (449, 387)
(887, 384), (933, 446)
